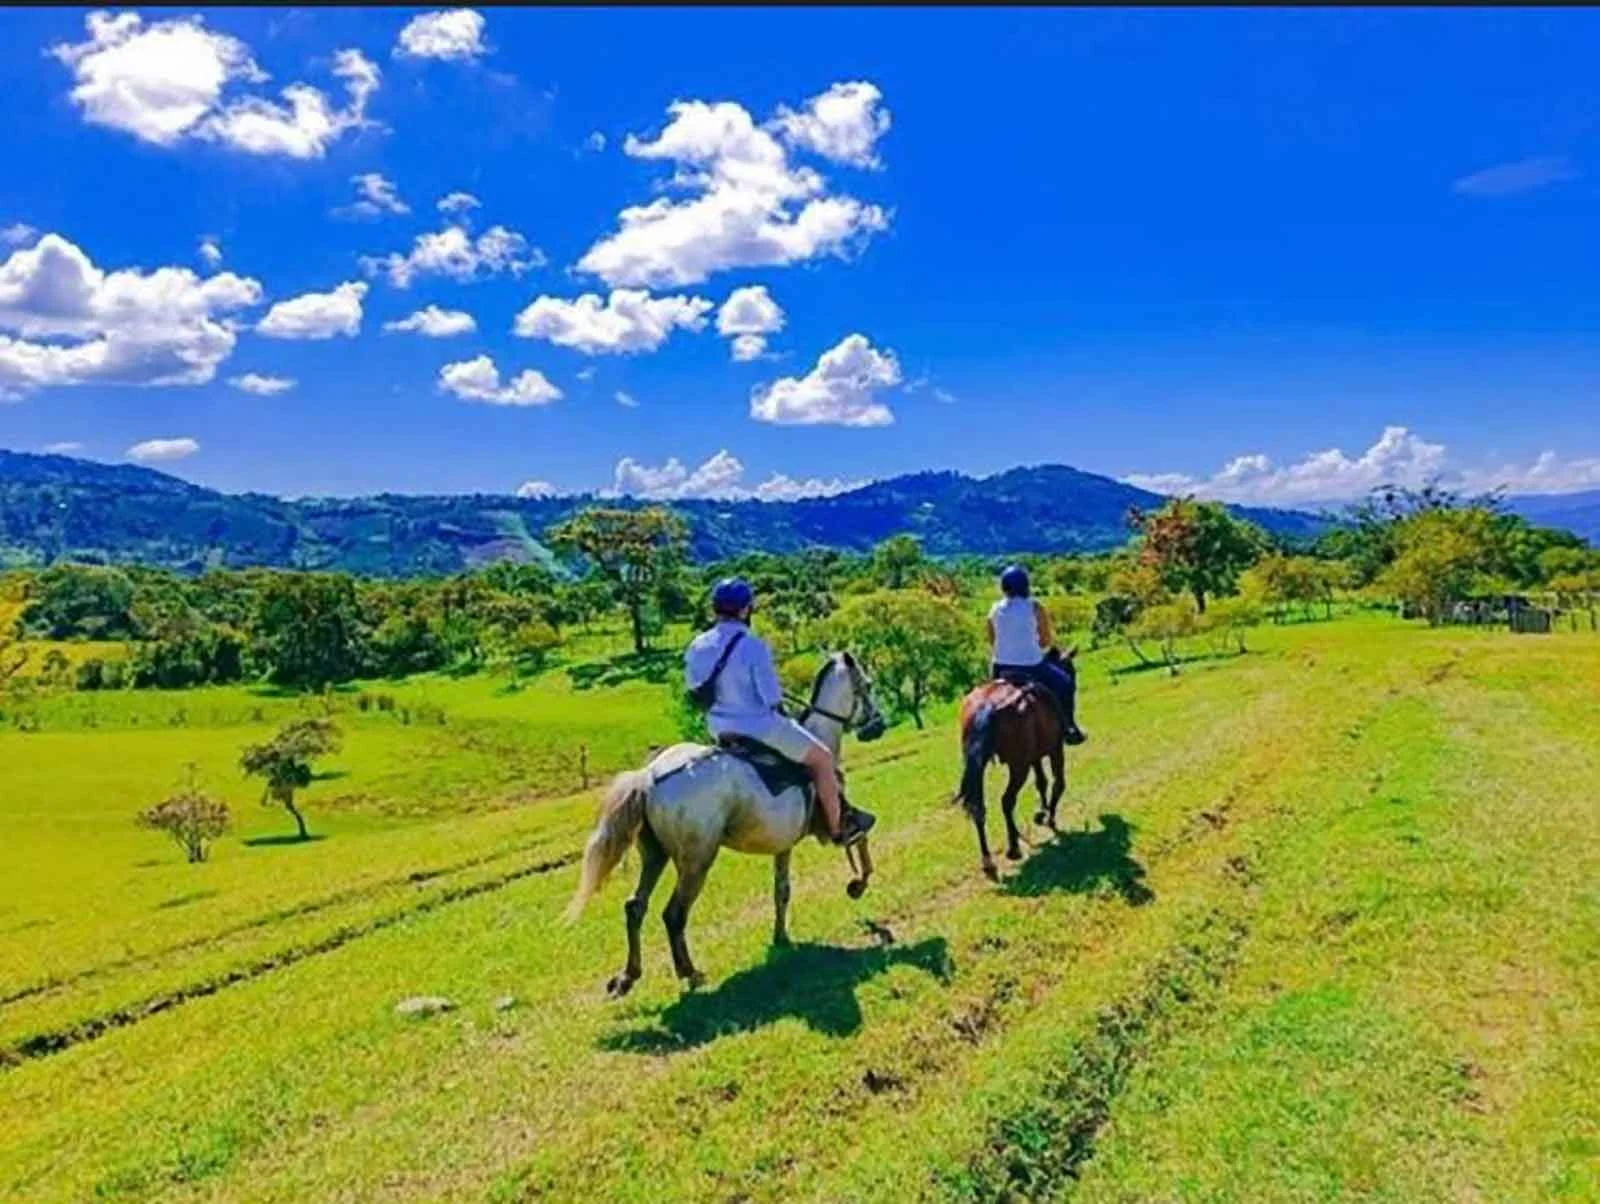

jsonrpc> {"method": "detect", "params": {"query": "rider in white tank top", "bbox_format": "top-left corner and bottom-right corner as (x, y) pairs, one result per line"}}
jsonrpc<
(989, 595), (1044, 666)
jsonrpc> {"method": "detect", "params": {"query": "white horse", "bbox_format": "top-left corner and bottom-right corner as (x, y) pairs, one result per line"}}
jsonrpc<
(567, 651), (886, 996)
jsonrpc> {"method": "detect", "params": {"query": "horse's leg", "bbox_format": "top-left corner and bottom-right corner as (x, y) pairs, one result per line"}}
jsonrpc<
(1047, 743), (1068, 830)
(771, 851), (792, 948)
(1000, 762), (1027, 860)
(663, 849), (717, 990)
(607, 822), (666, 999)
(1032, 760), (1050, 827)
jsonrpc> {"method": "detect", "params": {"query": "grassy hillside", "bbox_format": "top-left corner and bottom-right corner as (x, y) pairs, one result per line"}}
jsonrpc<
(0, 616), (1595, 1201)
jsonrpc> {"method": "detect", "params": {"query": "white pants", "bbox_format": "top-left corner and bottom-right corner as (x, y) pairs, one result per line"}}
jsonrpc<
(712, 712), (826, 762)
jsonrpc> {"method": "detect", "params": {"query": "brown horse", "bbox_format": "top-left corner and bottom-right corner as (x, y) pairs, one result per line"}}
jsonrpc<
(956, 650), (1086, 879)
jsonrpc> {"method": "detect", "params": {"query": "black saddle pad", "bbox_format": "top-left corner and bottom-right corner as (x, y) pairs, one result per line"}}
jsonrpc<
(716, 734), (814, 797)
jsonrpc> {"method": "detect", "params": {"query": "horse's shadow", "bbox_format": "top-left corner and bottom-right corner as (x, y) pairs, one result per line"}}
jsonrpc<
(598, 936), (953, 1054)
(1005, 813), (1154, 906)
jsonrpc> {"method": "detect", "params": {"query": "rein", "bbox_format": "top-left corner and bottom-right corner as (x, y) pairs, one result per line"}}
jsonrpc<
(785, 655), (862, 727)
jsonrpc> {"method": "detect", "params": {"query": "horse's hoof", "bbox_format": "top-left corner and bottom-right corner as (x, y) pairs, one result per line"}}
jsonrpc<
(846, 878), (867, 900)
(1033, 810), (1048, 826)
(982, 862), (999, 883)
(1006, 847), (1023, 862)
(681, 971), (706, 992)
(771, 932), (792, 949)
(605, 974), (635, 1000)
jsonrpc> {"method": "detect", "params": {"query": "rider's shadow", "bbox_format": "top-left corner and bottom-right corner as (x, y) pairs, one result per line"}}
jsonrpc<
(1003, 814), (1154, 906)
(598, 936), (953, 1054)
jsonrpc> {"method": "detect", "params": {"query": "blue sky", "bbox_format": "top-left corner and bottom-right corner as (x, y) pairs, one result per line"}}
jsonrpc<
(2, 7), (1598, 505)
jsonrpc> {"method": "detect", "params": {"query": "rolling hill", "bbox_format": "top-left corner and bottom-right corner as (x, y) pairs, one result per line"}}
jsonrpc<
(14, 449), (1588, 575)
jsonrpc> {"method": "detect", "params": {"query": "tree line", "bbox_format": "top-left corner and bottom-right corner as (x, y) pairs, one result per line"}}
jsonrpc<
(2, 489), (1594, 709)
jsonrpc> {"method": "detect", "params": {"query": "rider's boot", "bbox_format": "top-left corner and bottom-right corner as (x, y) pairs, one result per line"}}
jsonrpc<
(832, 792), (876, 846)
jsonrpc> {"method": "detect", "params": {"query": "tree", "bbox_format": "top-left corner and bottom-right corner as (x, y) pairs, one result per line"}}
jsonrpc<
(252, 574), (362, 689)
(240, 718), (341, 841)
(545, 507), (688, 654)
(137, 775), (230, 864)
(1378, 508), (1499, 624)
(826, 589), (982, 728)
(1130, 598), (1200, 675)
(1128, 498), (1264, 613)
(871, 534), (926, 590)
(1202, 596), (1263, 654)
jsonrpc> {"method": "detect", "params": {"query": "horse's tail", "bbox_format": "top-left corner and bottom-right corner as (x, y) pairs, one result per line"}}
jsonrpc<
(565, 769), (651, 922)
(957, 703), (997, 819)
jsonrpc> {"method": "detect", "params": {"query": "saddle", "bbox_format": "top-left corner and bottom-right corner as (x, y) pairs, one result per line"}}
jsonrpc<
(713, 735), (875, 843)
(993, 672), (1069, 734)
(715, 734), (815, 798)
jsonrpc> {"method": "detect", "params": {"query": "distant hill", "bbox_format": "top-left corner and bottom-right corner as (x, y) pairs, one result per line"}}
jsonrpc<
(0, 449), (1333, 577)
(1500, 489), (1600, 544)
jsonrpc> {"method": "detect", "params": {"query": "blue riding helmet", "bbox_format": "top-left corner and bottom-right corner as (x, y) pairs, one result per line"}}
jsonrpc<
(711, 576), (755, 616)
(999, 564), (1031, 598)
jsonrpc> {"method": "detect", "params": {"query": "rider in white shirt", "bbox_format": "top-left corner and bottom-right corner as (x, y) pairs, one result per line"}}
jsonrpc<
(684, 578), (871, 846)
(987, 564), (1083, 742)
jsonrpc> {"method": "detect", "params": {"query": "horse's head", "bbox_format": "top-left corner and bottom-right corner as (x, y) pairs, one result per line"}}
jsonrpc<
(809, 651), (887, 741)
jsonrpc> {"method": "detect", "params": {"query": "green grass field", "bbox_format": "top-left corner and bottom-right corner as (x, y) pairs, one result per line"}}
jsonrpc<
(2, 615), (1595, 1202)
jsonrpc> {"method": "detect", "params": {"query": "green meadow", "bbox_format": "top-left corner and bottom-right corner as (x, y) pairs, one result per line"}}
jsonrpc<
(2, 614), (1595, 1202)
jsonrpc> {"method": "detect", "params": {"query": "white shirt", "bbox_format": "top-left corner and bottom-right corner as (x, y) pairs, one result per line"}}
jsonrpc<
(683, 620), (784, 734)
(989, 596), (1044, 666)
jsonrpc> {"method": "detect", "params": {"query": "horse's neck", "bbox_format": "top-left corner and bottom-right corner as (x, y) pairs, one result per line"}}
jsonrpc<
(802, 709), (843, 754)
(802, 664), (848, 754)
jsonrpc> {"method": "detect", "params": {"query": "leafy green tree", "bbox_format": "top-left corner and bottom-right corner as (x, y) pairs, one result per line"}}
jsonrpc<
(23, 564), (136, 639)
(252, 573), (362, 689)
(545, 507), (688, 654)
(240, 718), (341, 841)
(871, 534), (926, 590)
(1378, 508), (1500, 624)
(826, 589), (981, 728)
(1129, 498), (1265, 613)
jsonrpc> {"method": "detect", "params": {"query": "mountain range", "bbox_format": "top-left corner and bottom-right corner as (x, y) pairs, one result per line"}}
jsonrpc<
(0, 450), (1589, 576)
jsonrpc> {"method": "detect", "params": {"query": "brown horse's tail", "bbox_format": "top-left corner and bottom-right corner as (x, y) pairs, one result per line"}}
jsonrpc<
(565, 769), (650, 922)
(957, 703), (997, 820)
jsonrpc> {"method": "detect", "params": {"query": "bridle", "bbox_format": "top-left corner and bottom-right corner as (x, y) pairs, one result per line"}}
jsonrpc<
(788, 653), (883, 737)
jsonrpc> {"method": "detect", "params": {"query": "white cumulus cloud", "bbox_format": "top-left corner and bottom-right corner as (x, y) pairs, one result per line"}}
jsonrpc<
(1126, 427), (1600, 505)
(513, 288), (711, 355)
(336, 172), (409, 219)
(515, 479), (555, 498)
(362, 223), (541, 287)
(51, 15), (379, 159)
(257, 281), (367, 339)
(199, 49), (380, 160)
(0, 233), (261, 393)
(382, 304), (476, 336)
(437, 191), (480, 216)
(2, 224), (39, 248)
(42, 441), (84, 454)
(575, 88), (890, 289)
(228, 372), (296, 395)
(396, 9), (488, 61)
(771, 81), (891, 169)
(615, 390), (639, 408)
(717, 284), (784, 360)
(51, 12), (264, 145)
(750, 333), (899, 427)
(608, 448), (865, 501)
(198, 236), (222, 267)
(127, 436), (200, 463)
(438, 354), (561, 406)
